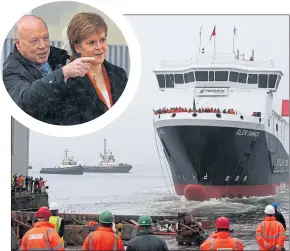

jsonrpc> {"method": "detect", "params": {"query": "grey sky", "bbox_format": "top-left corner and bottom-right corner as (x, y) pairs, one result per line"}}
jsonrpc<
(29, 15), (289, 172)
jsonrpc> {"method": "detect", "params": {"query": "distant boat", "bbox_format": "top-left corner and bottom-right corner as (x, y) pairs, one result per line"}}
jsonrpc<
(40, 149), (83, 175)
(83, 138), (132, 173)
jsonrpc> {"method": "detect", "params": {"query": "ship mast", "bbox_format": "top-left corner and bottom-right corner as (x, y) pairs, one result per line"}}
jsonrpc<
(104, 138), (107, 161)
(65, 149), (69, 159)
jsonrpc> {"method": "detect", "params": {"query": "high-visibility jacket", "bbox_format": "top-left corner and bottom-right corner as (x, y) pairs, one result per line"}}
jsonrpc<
(200, 231), (244, 251)
(82, 226), (125, 250)
(20, 221), (64, 250)
(49, 216), (64, 242)
(256, 216), (286, 250)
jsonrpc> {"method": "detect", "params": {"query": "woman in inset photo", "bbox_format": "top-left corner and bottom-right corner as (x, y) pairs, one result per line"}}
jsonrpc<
(65, 12), (128, 124)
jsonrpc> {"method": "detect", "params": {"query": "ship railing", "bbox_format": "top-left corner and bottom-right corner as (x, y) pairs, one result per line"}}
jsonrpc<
(160, 53), (275, 68)
(272, 110), (289, 126)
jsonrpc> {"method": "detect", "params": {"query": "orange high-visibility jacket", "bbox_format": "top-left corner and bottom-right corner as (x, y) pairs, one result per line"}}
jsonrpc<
(256, 216), (286, 250)
(82, 226), (124, 251)
(20, 221), (64, 250)
(200, 231), (244, 251)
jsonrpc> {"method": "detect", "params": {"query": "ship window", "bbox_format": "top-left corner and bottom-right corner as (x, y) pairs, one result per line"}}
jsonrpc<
(174, 74), (184, 84)
(248, 74), (258, 84)
(268, 118), (270, 127)
(188, 71), (195, 82)
(276, 124), (278, 132)
(165, 74), (174, 88)
(238, 73), (247, 83)
(229, 71), (239, 82)
(215, 71), (229, 81)
(268, 74), (277, 88)
(258, 74), (268, 88)
(195, 71), (208, 81)
(184, 73), (190, 83)
(156, 74), (165, 88)
(209, 71), (214, 81)
(276, 75), (281, 87)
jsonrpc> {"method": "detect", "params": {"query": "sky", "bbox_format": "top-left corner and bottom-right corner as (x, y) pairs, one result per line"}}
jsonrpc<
(29, 15), (289, 173)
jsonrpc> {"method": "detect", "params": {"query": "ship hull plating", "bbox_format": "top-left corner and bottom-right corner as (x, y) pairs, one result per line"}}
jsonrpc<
(83, 165), (132, 173)
(157, 125), (289, 201)
(40, 165), (83, 175)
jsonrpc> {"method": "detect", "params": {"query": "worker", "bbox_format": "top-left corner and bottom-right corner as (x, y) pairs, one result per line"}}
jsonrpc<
(82, 210), (124, 250)
(126, 215), (169, 251)
(20, 206), (64, 250)
(256, 205), (286, 251)
(272, 203), (286, 230)
(49, 202), (65, 243)
(200, 216), (244, 251)
(88, 220), (99, 232)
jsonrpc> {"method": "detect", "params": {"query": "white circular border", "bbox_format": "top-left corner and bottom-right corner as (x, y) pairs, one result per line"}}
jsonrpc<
(0, 0), (141, 137)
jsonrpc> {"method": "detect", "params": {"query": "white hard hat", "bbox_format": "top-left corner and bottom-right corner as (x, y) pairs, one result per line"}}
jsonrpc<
(49, 202), (58, 211)
(264, 205), (275, 215)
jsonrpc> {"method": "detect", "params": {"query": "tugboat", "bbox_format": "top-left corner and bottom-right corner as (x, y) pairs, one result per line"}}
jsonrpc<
(40, 149), (83, 175)
(153, 38), (289, 201)
(83, 139), (132, 173)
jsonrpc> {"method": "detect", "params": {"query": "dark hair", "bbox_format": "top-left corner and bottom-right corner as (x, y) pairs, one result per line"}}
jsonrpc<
(100, 222), (112, 228)
(67, 12), (107, 60)
(217, 228), (230, 232)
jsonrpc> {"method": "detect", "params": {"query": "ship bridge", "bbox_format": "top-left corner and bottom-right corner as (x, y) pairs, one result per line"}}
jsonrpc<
(153, 53), (283, 92)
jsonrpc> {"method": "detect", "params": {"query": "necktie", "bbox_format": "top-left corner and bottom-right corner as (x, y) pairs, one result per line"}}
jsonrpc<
(39, 63), (52, 76)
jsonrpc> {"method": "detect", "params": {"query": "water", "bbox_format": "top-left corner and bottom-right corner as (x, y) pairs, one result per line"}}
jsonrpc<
(29, 168), (289, 250)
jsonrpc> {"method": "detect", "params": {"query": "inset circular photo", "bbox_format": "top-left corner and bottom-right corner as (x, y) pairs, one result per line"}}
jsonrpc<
(1, 0), (141, 136)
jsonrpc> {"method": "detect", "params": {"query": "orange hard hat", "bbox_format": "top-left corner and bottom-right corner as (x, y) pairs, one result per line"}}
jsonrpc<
(36, 206), (51, 219)
(215, 217), (230, 229)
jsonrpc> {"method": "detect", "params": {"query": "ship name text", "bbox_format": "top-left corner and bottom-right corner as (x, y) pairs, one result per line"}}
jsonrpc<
(236, 129), (260, 137)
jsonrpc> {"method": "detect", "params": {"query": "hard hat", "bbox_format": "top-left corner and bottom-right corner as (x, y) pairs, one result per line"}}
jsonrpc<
(99, 211), (113, 224)
(49, 202), (58, 211)
(272, 203), (278, 210)
(215, 217), (230, 229)
(138, 215), (152, 226)
(36, 207), (51, 219)
(264, 205), (275, 215)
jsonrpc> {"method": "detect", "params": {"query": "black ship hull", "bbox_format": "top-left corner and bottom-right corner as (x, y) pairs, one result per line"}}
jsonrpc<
(157, 124), (289, 201)
(83, 165), (132, 173)
(40, 165), (83, 175)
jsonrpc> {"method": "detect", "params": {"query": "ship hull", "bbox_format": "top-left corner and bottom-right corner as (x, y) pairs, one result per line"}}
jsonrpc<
(83, 165), (132, 173)
(156, 123), (289, 201)
(40, 165), (83, 175)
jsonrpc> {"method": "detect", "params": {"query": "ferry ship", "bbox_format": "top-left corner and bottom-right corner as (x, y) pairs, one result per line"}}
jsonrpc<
(153, 47), (289, 201)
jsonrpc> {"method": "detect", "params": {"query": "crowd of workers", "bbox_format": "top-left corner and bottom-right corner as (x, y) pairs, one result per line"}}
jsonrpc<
(17, 202), (287, 251)
(11, 173), (47, 194)
(153, 107), (262, 118)
(153, 107), (238, 115)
